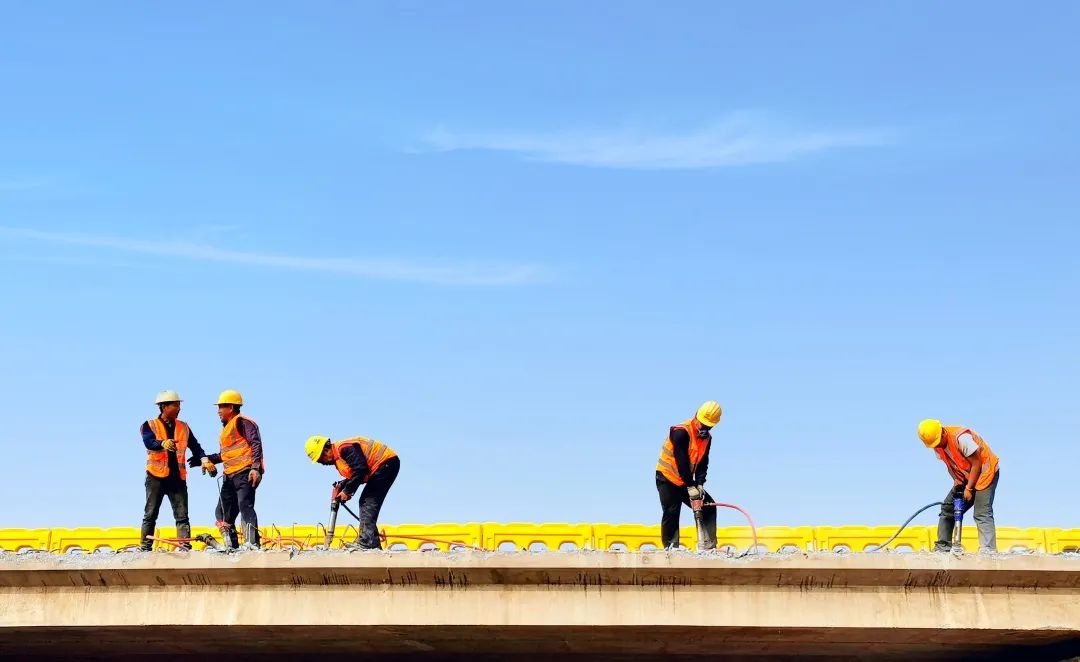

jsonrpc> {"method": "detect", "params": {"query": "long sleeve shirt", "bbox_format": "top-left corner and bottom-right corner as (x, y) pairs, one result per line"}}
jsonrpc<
(337, 444), (370, 495)
(140, 417), (208, 478)
(207, 417), (265, 473)
(669, 427), (710, 486)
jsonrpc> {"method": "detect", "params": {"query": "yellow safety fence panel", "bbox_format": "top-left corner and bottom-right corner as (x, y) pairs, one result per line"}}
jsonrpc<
(2, 525), (1077, 554)
(381, 523), (485, 551)
(49, 528), (143, 553)
(814, 526), (934, 553)
(594, 524), (664, 551)
(482, 523), (594, 551)
(724, 526), (816, 553)
(0, 529), (51, 552)
(1046, 529), (1080, 554)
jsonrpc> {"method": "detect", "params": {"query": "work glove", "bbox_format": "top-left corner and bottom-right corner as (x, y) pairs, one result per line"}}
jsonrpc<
(336, 489), (353, 503)
(201, 458), (218, 477)
(248, 469), (261, 487)
(687, 485), (703, 501)
(162, 439), (177, 452)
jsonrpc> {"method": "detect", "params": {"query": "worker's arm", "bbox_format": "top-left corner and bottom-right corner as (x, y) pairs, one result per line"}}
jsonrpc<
(669, 428), (696, 487)
(185, 430), (209, 466)
(695, 441), (710, 485)
(338, 444), (369, 495)
(141, 422), (164, 451)
(957, 433), (983, 499)
(237, 418), (265, 474)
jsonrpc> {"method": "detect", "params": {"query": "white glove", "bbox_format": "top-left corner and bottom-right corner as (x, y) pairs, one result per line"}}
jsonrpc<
(687, 485), (703, 500)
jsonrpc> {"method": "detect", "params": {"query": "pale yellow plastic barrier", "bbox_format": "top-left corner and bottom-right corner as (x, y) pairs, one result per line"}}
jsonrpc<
(593, 524), (664, 551)
(482, 523), (594, 551)
(944, 526), (1048, 554)
(382, 523), (484, 551)
(717, 525), (814, 553)
(1044, 529), (1080, 554)
(993, 527), (1049, 553)
(49, 527), (142, 553)
(814, 525), (934, 553)
(0, 528), (51, 552)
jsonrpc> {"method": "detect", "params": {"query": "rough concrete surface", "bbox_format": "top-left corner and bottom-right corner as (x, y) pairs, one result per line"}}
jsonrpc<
(1, 550), (1077, 661)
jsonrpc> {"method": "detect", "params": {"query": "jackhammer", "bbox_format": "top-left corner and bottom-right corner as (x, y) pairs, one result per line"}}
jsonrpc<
(688, 486), (707, 550)
(951, 485), (965, 555)
(325, 482), (343, 547)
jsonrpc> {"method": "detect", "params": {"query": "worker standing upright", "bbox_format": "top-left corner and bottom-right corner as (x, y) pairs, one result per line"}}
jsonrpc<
(304, 435), (400, 549)
(655, 401), (722, 550)
(917, 419), (1001, 553)
(140, 390), (216, 551)
(203, 390), (265, 549)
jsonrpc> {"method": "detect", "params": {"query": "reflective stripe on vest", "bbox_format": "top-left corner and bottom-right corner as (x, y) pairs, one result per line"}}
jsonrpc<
(656, 420), (710, 487)
(935, 426), (1000, 491)
(332, 437), (398, 482)
(219, 414), (260, 477)
(146, 418), (190, 480)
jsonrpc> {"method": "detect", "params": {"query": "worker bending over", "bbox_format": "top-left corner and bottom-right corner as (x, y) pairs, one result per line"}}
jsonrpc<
(305, 435), (400, 550)
(655, 401), (722, 550)
(917, 419), (1001, 553)
(140, 390), (216, 551)
(204, 390), (265, 549)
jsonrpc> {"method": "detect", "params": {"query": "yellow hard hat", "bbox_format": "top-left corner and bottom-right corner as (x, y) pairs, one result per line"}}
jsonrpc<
(155, 390), (182, 405)
(918, 419), (943, 448)
(696, 401), (723, 427)
(216, 389), (244, 406)
(305, 436), (330, 463)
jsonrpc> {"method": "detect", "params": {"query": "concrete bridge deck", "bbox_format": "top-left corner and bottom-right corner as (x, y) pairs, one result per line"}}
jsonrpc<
(1, 551), (1077, 660)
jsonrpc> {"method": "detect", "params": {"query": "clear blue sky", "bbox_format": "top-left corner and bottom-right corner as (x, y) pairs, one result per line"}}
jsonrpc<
(1, 2), (1077, 531)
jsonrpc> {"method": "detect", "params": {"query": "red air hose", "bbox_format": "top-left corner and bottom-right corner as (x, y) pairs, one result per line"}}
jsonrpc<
(703, 502), (760, 556)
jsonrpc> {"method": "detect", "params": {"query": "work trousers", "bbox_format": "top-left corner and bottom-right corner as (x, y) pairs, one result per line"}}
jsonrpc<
(656, 472), (716, 550)
(141, 474), (190, 551)
(216, 470), (260, 548)
(355, 457), (400, 549)
(936, 470), (1000, 552)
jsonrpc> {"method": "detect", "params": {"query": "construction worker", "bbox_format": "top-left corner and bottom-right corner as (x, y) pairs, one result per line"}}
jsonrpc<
(917, 419), (1001, 553)
(655, 401), (722, 550)
(203, 390), (265, 549)
(140, 390), (216, 551)
(304, 435), (400, 549)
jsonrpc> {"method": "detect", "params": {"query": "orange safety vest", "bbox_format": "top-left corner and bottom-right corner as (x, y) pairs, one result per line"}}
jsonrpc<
(656, 420), (710, 487)
(332, 437), (397, 482)
(935, 426), (1000, 491)
(145, 418), (190, 480)
(219, 414), (264, 477)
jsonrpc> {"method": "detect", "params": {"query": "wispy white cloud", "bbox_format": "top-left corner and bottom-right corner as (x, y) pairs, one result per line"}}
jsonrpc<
(422, 112), (892, 169)
(0, 226), (543, 286)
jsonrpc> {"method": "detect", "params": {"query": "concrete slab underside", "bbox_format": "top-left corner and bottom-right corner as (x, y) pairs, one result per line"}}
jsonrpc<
(1, 553), (1077, 660)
